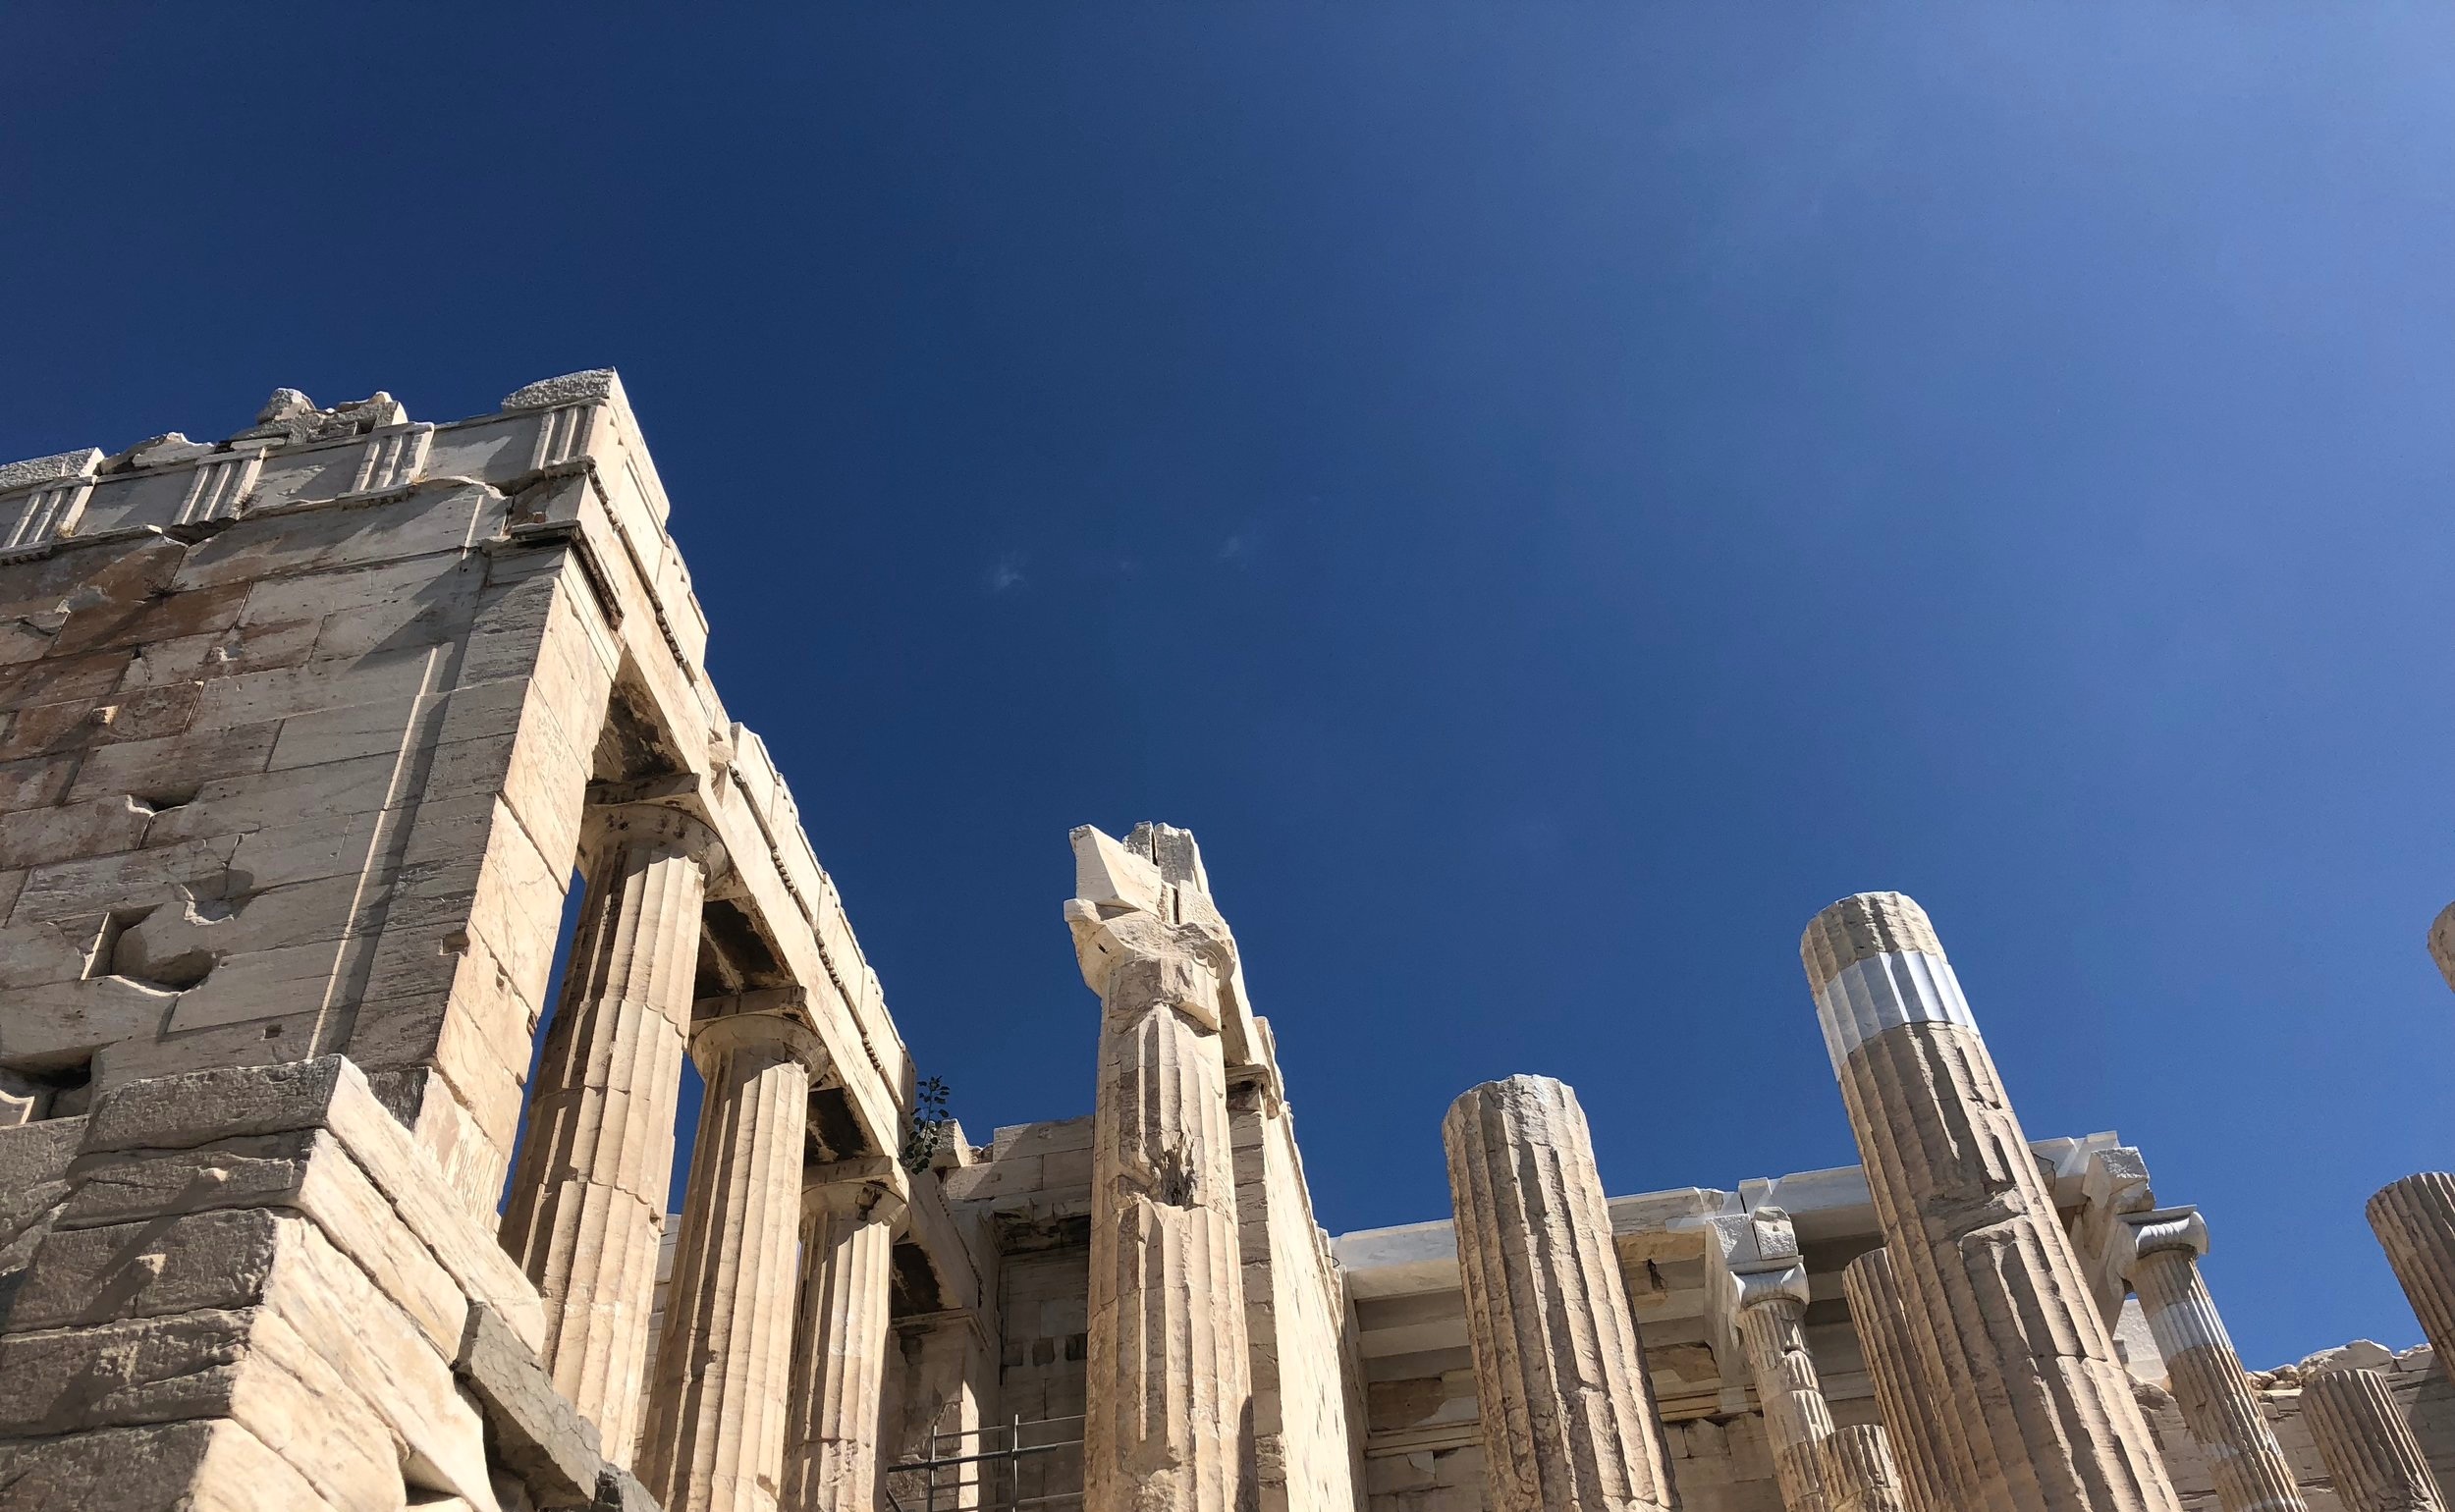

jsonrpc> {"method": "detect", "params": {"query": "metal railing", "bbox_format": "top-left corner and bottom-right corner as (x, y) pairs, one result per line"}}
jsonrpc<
(883, 1412), (1085, 1512)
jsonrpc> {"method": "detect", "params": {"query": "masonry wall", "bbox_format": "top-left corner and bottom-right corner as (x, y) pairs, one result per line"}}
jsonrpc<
(1230, 1087), (1367, 1512)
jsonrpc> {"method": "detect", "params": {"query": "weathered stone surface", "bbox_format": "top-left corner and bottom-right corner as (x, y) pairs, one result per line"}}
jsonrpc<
(458, 1302), (609, 1510)
(2116, 1209), (2307, 1512)
(2370, 1176), (2455, 1375)
(636, 1013), (821, 1512)
(0, 1417), (336, 1512)
(502, 804), (722, 1459)
(2304, 1367), (2448, 1512)
(1803, 892), (2179, 1512)
(1841, 1246), (1959, 1512)
(1444, 1075), (1673, 1512)
(1821, 1426), (1909, 1512)
(80, 1056), (543, 1352)
(780, 1162), (904, 1512)
(1068, 824), (1255, 1512)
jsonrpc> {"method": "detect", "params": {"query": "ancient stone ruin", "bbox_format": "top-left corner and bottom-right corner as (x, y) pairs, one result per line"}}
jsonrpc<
(0, 375), (2447, 1512)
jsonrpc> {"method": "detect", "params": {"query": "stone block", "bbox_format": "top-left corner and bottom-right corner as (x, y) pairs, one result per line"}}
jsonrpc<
(57, 1128), (466, 1355)
(63, 721), (281, 805)
(0, 795), (153, 870)
(0, 1306), (402, 1507)
(593, 1465), (662, 1512)
(0, 977), (176, 1065)
(0, 1417), (336, 1512)
(82, 1058), (544, 1350)
(455, 1303), (605, 1509)
(0, 754), (76, 814)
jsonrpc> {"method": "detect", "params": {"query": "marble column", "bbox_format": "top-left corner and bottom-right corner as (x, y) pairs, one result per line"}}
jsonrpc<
(2114, 1209), (2306, 1512)
(2367, 1175), (2455, 1372)
(1802, 892), (2180, 1512)
(1821, 1426), (1910, 1512)
(1444, 1075), (1676, 1512)
(1840, 1248), (1956, 1512)
(2303, 1368), (2448, 1512)
(1716, 1209), (1834, 1512)
(500, 801), (725, 1460)
(638, 1011), (826, 1512)
(781, 1160), (908, 1512)
(1068, 898), (1251, 1512)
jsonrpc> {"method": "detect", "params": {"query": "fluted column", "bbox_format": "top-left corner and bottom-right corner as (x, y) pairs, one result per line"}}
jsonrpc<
(782, 1160), (908, 1512)
(1716, 1208), (1834, 1512)
(2303, 1368), (2448, 1512)
(1802, 892), (2180, 1512)
(1444, 1075), (1675, 1512)
(1821, 1426), (1910, 1512)
(1069, 900), (1251, 1512)
(1841, 1248), (1956, 1512)
(2367, 1175), (2455, 1372)
(500, 801), (725, 1459)
(1737, 1289), (1834, 1512)
(638, 1011), (826, 1512)
(2114, 1210), (2306, 1512)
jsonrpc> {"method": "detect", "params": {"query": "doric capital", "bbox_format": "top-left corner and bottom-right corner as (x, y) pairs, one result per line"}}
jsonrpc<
(586, 798), (730, 885)
(691, 1009), (828, 1080)
(2112, 1206), (2209, 1280)
(803, 1155), (910, 1233)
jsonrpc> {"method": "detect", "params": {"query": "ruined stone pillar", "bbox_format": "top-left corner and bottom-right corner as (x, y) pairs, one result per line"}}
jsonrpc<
(1444, 1075), (1676, 1512)
(2367, 1175), (2455, 1373)
(1821, 1425), (1910, 1512)
(781, 1160), (908, 1512)
(1068, 892), (1251, 1512)
(1802, 892), (2180, 1512)
(1840, 1248), (1957, 1512)
(500, 801), (725, 1460)
(2303, 1368), (2448, 1512)
(638, 1011), (826, 1512)
(2114, 1210), (2306, 1512)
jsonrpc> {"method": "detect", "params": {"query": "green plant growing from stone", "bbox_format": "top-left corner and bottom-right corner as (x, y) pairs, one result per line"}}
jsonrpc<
(900, 1075), (954, 1174)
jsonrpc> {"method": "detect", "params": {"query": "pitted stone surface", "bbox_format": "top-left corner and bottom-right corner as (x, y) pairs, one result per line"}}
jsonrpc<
(1804, 892), (2181, 1512)
(2368, 1175), (2455, 1374)
(1068, 823), (1254, 1512)
(0, 448), (102, 493)
(1799, 891), (1946, 995)
(1444, 1075), (1674, 1512)
(2303, 1367), (2448, 1512)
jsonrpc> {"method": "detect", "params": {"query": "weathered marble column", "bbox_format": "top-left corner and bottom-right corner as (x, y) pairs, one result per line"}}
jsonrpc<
(2114, 1209), (2306, 1512)
(1444, 1075), (1676, 1512)
(1821, 1426), (1910, 1512)
(2302, 1368), (2448, 1512)
(1067, 891), (1251, 1512)
(1840, 1248), (1956, 1512)
(1714, 1208), (1834, 1512)
(2367, 1175), (2455, 1372)
(781, 1160), (908, 1512)
(638, 1011), (826, 1512)
(1802, 892), (2179, 1512)
(500, 801), (725, 1459)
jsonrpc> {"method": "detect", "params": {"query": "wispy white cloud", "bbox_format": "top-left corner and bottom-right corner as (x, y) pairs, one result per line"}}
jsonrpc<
(988, 555), (1025, 593)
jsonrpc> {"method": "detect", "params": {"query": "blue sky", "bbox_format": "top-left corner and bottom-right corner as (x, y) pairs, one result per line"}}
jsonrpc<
(3, 6), (2449, 1367)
